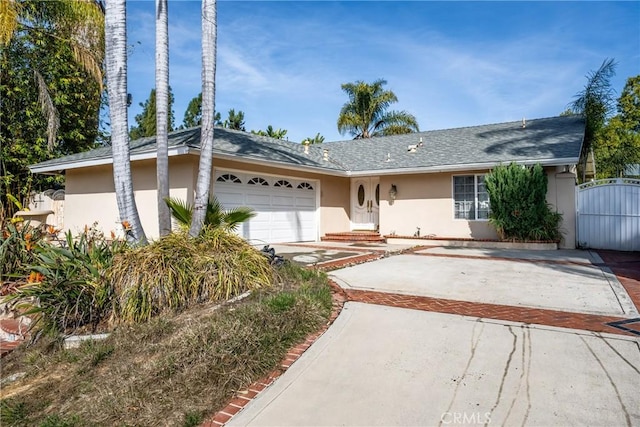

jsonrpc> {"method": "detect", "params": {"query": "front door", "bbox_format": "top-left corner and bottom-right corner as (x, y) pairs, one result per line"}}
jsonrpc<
(351, 177), (380, 230)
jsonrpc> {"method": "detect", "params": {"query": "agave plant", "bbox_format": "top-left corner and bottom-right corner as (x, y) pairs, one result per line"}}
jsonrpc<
(164, 196), (256, 232)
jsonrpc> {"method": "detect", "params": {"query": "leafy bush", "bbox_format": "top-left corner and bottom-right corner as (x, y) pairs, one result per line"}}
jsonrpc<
(111, 228), (274, 323)
(4, 225), (128, 336)
(0, 222), (45, 285)
(484, 163), (563, 242)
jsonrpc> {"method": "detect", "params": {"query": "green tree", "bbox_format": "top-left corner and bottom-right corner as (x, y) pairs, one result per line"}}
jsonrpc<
(181, 96), (242, 132)
(0, 0), (104, 218)
(570, 58), (617, 180)
(485, 163), (562, 242)
(129, 87), (175, 140)
(224, 108), (246, 131)
(593, 75), (640, 178)
(182, 93), (202, 128)
(251, 125), (287, 139)
(337, 79), (419, 139)
(617, 75), (640, 132)
(303, 133), (325, 144)
(0, 0), (104, 148)
(0, 13), (102, 218)
(190, 0), (217, 237)
(105, 0), (147, 244)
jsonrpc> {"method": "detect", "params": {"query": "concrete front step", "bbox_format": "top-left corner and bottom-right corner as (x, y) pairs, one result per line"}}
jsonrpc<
(321, 232), (386, 243)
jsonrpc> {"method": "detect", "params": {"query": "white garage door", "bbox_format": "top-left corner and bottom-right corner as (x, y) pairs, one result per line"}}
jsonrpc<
(214, 170), (318, 244)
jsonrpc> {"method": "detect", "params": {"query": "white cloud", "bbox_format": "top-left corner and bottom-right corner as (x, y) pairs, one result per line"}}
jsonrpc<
(124, 1), (639, 142)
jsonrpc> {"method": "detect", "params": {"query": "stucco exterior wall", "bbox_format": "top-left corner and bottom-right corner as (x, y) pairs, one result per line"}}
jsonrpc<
(62, 154), (575, 246)
(64, 157), (196, 238)
(377, 168), (577, 247)
(378, 172), (497, 240)
(546, 166), (577, 249)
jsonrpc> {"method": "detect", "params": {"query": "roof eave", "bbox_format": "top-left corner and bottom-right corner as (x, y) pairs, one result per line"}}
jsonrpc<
(29, 146), (193, 174)
(348, 157), (580, 177)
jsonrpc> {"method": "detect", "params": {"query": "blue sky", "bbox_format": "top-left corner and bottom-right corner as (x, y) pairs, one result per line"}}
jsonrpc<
(125, 1), (640, 143)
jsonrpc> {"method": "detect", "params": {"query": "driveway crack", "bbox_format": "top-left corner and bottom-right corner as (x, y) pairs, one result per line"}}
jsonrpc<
(438, 319), (485, 427)
(485, 325), (518, 426)
(580, 336), (632, 426)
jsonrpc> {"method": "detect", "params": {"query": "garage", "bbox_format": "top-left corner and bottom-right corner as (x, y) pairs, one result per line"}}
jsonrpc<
(213, 170), (318, 244)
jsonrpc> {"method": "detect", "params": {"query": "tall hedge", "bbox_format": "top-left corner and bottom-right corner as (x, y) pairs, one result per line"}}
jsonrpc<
(484, 163), (563, 242)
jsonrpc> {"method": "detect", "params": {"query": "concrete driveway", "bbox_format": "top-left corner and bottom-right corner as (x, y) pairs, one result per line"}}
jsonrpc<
(331, 247), (637, 317)
(226, 248), (640, 426)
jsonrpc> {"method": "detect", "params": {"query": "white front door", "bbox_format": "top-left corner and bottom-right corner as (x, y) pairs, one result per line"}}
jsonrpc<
(351, 177), (380, 230)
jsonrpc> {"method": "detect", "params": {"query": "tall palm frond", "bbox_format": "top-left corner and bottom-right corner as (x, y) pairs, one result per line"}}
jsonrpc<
(337, 79), (418, 139)
(0, 0), (20, 45)
(165, 196), (255, 233)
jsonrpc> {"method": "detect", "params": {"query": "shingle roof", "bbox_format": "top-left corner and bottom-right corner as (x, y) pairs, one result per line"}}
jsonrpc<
(30, 126), (342, 173)
(323, 116), (585, 173)
(30, 116), (584, 175)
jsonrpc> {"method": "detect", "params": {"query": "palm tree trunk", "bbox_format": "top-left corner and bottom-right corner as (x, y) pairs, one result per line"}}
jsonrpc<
(105, 0), (147, 244)
(155, 0), (171, 236)
(189, 0), (217, 237)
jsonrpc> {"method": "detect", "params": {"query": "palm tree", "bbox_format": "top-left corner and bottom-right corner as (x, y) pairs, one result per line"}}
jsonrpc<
(337, 79), (419, 139)
(570, 58), (617, 181)
(105, 0), (147, 244)
(155, 0), (171, 236)
(303, 132), (325, 144)
(0, 0), (104, 148)
(165, 196), (255, 232)
(251, 125), (287, 139)
(189, 0), (217, 237)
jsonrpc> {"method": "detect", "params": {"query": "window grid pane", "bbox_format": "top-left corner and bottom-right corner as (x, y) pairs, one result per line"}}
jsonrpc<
(454, 175), (490, 220)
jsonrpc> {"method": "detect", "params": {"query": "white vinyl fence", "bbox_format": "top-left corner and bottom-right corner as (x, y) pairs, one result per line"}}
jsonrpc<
(576, 178), (640, 251)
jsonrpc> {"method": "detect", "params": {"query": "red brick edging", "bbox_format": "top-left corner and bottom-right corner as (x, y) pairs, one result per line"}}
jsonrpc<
(344, 289), (635, 337)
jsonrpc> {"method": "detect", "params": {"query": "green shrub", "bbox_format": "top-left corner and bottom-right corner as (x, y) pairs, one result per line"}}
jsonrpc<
(0, 222), (45, 285)
(485, 163), (563, 242)
(111, 228), (274, 323)
(4, 225), (128, 336)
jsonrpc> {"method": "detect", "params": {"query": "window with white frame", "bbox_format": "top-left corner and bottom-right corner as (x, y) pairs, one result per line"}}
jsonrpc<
(453, 175), (489, 220)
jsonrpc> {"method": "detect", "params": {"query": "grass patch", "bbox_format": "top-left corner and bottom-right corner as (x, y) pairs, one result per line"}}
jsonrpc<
(0, 264), (333, 426)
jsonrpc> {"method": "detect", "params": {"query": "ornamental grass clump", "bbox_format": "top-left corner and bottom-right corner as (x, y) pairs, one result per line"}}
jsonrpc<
(485, 163), (563, 242)
(111, 228), (274, 323)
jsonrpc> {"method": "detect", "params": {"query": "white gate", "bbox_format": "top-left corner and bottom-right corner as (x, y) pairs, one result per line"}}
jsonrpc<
(576, 178), (640, 251)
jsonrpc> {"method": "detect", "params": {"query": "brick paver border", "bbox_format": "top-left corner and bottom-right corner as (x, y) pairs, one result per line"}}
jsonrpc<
(344, 289), (636, 337)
